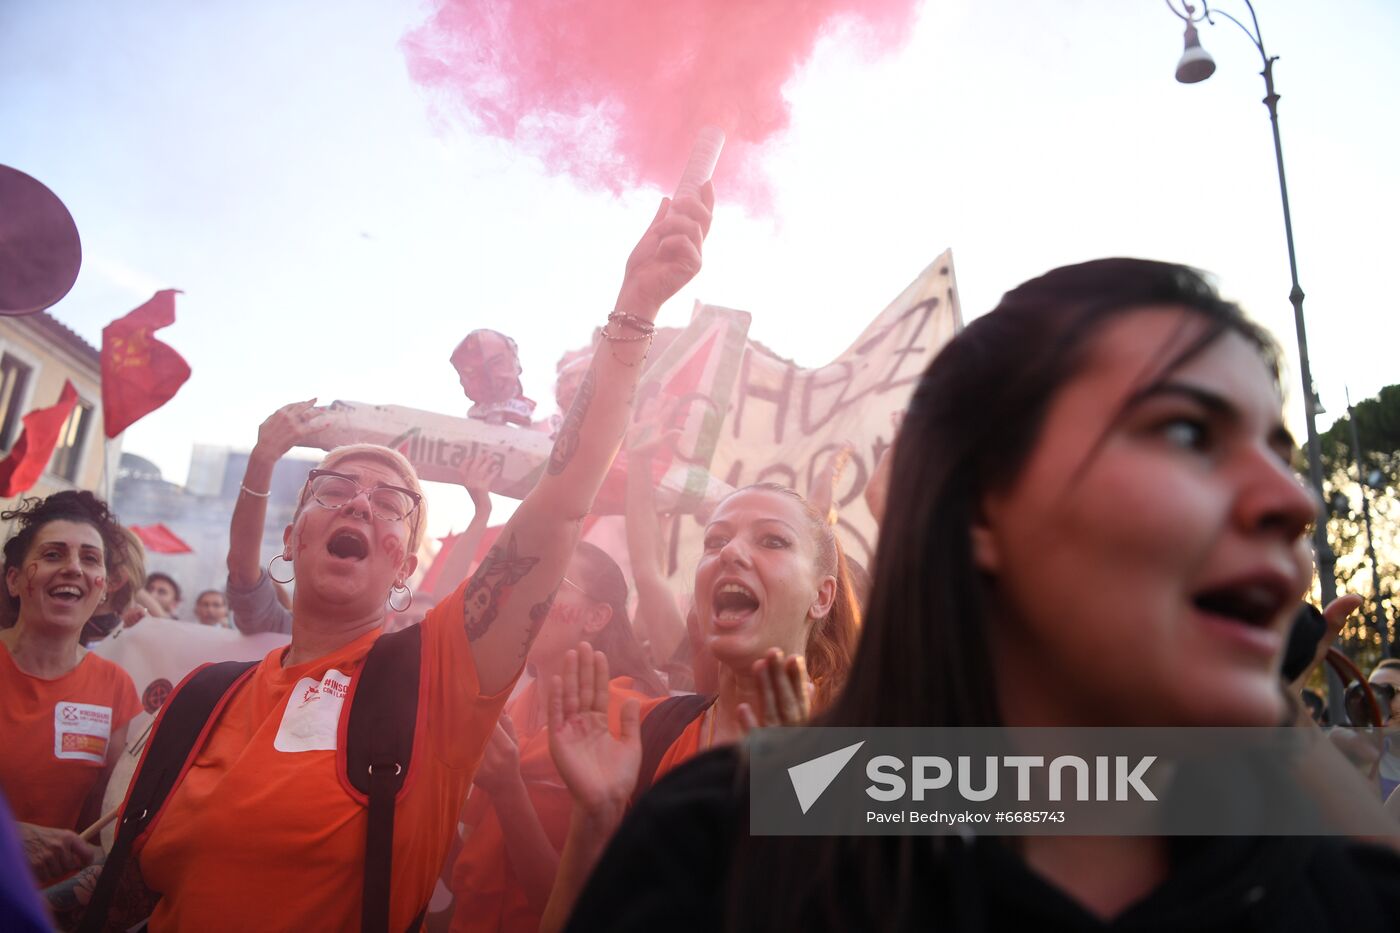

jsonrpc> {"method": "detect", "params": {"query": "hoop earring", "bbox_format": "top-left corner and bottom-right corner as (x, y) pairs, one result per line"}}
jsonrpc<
(269, 554), (295, 585)
(389, 582), (413, 613)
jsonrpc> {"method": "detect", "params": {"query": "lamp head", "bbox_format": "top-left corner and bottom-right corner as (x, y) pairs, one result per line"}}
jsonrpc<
(1175, 21), (1216, 83)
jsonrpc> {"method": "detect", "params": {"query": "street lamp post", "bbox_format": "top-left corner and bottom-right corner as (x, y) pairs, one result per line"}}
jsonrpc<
(1165, 1), (1346, 717)
(1164, 1), (1338, 610)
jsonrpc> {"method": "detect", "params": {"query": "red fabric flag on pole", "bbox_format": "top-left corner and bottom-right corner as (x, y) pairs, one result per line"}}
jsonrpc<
(0, 381), (80, 497)
(129, 523), (193, 554)
(101, 290), (191, 438)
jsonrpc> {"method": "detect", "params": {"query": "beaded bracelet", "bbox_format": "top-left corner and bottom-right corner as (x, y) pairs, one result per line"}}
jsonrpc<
(607, 311), (656, 336)
(600, 325), (652, 343)
(603, 331), (654, 367)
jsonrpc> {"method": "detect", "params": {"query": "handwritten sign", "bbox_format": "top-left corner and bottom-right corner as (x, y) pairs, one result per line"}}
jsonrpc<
(664, 253), (962, 577)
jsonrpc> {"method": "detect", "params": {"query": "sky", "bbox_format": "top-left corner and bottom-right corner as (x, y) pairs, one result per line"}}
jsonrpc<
(3, 0), (1398, 540)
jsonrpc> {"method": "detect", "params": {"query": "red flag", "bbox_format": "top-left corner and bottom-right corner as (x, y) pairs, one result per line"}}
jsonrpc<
(130, 523), (193, 554)
(0, 381), (80, 497)
(102, 290), (191, 438)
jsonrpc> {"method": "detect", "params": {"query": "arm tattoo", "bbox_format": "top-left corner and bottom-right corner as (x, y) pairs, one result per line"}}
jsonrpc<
(45, 861), (102, 926)
(521, 592), (557, 656)
(547, 367), (596, 476)
(463, 534), (540, 641)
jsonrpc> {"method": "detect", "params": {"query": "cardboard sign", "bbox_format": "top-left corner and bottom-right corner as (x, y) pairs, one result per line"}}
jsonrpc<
(665, 253), (963, 576)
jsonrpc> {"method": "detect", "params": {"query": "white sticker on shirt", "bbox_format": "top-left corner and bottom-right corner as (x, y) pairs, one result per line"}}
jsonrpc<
(273, 668), (352, 753)
(54, 702), (113, 763)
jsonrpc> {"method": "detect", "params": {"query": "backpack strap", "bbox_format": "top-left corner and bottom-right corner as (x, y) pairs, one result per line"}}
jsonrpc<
(80, 660), (257, 933)
(343, 624), (423, 933)
(632, 694), (715, 805)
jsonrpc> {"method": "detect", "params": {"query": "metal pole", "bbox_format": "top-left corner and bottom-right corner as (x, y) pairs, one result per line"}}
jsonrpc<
(1257, 57), (1337, 610)
(1169, 0), (1345, 711)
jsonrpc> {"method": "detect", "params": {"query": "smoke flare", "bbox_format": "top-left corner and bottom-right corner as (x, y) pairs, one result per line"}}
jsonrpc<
(402, 0), (922, 211)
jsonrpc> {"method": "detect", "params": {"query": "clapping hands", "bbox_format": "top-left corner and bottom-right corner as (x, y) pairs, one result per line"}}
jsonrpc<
(548, 643), (642, 819)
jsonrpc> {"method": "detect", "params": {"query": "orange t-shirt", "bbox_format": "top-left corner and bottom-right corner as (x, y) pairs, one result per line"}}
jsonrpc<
(448, 677), (649, 933)
(0, 645), (141, 831)
(135, 579), (516, 932)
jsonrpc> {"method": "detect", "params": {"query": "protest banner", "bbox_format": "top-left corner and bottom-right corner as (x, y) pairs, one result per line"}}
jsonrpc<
(661, 252), (962, 579)
(314, 305), (751, 514)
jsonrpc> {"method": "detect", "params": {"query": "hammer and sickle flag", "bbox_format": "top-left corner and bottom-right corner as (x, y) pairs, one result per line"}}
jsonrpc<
(101, 289), (190, 438)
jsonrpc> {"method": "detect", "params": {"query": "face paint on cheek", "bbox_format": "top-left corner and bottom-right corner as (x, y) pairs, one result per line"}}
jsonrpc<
(380, 535), (405, 564)
(555, 603), (584, 628)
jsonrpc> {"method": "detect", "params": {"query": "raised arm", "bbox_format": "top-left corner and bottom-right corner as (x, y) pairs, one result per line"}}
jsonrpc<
(540, 644), (642, 933)
(471, 715), (562, 911)
(227, 400), (327, 634)
(624, 411), (686, 665)
(423, 453), (499, 603)
(465, 186), (714, 695)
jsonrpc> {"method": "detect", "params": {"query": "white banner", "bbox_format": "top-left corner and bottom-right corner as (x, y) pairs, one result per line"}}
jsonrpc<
(314, 306), (753, 514)
(663, 252), (962, 579)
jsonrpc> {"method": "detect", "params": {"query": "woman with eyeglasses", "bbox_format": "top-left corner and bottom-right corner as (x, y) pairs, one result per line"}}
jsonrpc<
(446, 541), (665, 933)
(79, 183), (715, 932)
(562, 259), (1400, 932)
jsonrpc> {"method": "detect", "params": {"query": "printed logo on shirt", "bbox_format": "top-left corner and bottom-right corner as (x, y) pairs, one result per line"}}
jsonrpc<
(53, 702), (114, 763)
(142, 678), (174, 713)
(273, 668), (352, 753)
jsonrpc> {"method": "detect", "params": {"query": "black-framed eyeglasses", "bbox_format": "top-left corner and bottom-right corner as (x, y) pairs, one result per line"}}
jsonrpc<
(303, 469), (422, 522)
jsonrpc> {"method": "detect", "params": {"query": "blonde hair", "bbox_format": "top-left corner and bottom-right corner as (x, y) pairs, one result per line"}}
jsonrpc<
(108, 525), (148, 614)
(301, 444), (428, 552)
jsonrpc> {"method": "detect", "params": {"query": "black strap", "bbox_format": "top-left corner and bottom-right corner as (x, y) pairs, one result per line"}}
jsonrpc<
(82, 626), (424, 933)
(347, 624), (422, 933)
(632, 693), (715, 805)
(80, 660), (256, 933)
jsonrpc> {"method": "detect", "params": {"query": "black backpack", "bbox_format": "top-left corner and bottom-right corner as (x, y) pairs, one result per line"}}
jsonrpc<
(80, 624), (423, 933)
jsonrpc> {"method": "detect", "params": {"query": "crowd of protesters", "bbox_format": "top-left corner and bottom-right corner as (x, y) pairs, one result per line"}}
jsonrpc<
(1, 183), (1398, 931)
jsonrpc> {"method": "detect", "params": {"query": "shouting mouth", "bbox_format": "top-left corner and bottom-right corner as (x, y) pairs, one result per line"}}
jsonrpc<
(327, 528), (370, 561)
(712, 580), (760, 630)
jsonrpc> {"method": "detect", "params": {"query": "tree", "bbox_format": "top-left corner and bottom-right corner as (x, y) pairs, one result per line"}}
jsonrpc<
(1318, 385), (1400, 671)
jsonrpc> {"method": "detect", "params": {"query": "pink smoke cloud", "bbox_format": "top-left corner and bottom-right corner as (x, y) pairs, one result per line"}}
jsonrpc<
(401, 0), (923, 212)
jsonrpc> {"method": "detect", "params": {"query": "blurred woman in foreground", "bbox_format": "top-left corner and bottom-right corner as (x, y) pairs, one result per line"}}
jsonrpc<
(565, 259), (1400, 931)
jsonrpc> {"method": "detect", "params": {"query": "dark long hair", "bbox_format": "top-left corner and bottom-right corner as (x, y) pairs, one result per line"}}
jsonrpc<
(724, 258), (1280, 931)
(1, 490), (128, 625)
(572, 541), (668, 697)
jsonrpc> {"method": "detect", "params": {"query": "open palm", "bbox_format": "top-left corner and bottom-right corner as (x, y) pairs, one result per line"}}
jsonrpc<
(548, 643), (642, 815)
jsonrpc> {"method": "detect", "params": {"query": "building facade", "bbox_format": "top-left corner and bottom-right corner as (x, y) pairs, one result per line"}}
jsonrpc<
(0, 310), (120, 503)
